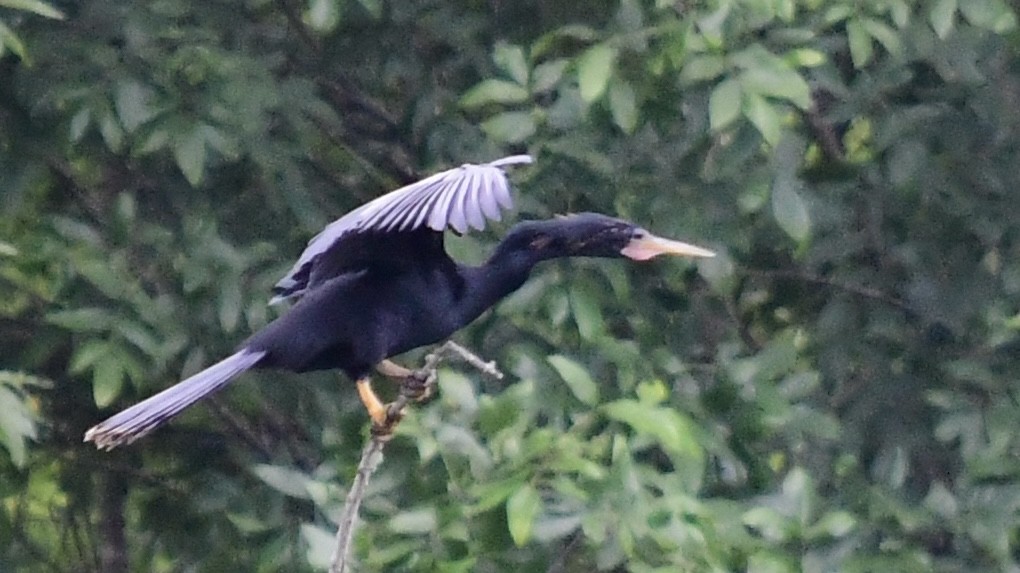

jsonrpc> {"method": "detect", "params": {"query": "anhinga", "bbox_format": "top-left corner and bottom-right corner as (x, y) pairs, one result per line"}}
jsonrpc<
(85, 155), (714, 449)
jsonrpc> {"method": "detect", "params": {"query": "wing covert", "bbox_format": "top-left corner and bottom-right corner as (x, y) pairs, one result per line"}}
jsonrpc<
(272, 154), (532, 302)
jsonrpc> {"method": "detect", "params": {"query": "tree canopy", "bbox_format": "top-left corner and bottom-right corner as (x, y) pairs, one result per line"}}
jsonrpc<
(3, 0), (1020, 571)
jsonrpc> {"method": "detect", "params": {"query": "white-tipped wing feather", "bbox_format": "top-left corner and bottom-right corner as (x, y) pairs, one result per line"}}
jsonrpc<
(272, 154), (532, 302)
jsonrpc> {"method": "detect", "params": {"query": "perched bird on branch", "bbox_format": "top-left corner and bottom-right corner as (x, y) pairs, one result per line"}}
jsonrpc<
(85, 155), (714, 449)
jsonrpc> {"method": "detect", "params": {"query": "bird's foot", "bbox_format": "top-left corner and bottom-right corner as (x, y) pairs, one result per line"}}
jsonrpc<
(369, 403), (406, 439)
(401, 369), (436, 403)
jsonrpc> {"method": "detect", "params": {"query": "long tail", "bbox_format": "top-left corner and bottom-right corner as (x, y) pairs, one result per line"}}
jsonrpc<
(84, 348), (267, 450)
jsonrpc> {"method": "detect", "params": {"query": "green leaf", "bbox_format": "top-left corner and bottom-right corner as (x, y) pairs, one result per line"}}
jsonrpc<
(78, 258), (128, 300)
(468, 473), (529, 515)
(438, 369), (478, 415)
(862, 18), (904, 60)
(199, 124), (238, 160)
(0, 0), (65, 19)
(252, 464), (313, 499)
(608, 79), (637, 133)
(0, 385), (37, 467)
(548, 355), (599, 406)
(218, 280), (242, 332)
(709, 78), (741, 131)
(460, 79), (530, 109)
(959, 0), (1017, 32)
(740, 67), (811, 110)
(786, 48), (826, 68)
(776, 0), (795, 22)
(742, 507), (791, 542)
(99, 110), (124, 152)
(568, 284), (605, 340)
(731, 46), (812, 109)
(697, 3), (730, 47)
(70, 108), (91, 142)
(743, 93), (782, 145)
(923, 482), (959, 518)
(0, 21), (27, 61)
(635, 380), (669, 405)
(506, 484), (542, 546)
(494, 43), (529, 86)
(480, 111), (536, 144)
(771, 173), (811, 242)
(477, 381), (529, 436)
(603, 399), (704, 464)
(577, 43), (617, 103)
(70, 340), (110, 374)
(305, 0), (340, 32)
(115, 80), (158, 133)
(301, 524), (334, 570)
(93, 355), (125, 408)
(225, 512), (271, 534)
(46, 308), (114, 332)
(890, 0), (911, 27)
(137, 128), (169, 154)
(679, 54), (727, 83)
(810, 511), (856, 538)
(930, 0), (957, 38)
(747, 551), (797, 573)
(846, 18), (873, 68)
(436, 424), (493, 476)
(532, 59), (569, 93)
(174, 124), (207, 186)
(531, 24), (598, 59)
(781, 467), (814, 523)
(389, 507), (438, 534)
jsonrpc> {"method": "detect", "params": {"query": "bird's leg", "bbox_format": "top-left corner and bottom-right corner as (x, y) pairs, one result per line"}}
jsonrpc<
(375, 359), (434, 402)
(375, 359), (413, 379)
(362, 344), (502, 437)
(355, 377), (402, 433)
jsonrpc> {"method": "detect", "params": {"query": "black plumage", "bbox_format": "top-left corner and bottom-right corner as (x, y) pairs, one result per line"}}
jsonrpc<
(85, 156), (714, 449)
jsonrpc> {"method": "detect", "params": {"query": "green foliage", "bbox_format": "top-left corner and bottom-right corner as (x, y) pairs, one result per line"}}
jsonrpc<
(3, 0), (1020, 571)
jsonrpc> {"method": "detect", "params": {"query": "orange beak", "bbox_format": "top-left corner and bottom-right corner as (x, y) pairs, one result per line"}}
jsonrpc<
(620, 232), (715, 261)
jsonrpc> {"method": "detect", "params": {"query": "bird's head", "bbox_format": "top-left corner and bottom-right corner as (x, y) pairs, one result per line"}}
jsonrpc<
(504, 212), (715, 262)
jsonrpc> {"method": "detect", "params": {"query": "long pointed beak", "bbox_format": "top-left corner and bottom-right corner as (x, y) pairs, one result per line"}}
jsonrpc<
(620, 233), (716, 261)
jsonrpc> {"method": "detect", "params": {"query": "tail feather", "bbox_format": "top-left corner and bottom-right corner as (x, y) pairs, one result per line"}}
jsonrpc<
(84, 348), (266, 450)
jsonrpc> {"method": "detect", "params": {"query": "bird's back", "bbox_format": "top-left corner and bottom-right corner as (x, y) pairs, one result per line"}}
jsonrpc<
(246, 262), (467, 379)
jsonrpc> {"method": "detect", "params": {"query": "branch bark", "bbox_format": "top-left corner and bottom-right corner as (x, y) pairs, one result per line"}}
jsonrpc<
(329, 341), (503, 573)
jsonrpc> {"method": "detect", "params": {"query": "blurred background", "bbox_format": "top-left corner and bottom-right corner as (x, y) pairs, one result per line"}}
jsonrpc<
(2, 0), (1020, 571)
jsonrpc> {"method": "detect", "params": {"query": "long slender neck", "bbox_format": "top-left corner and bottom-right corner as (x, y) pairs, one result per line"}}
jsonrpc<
(456, 225), (560, 324)
(456, 249), (542, 324)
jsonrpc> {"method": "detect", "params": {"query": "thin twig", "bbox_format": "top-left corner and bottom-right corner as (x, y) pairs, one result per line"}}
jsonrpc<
(329, 438), (384, 573)
(329, 341), (503, 573)
(441, 342), (504, 380)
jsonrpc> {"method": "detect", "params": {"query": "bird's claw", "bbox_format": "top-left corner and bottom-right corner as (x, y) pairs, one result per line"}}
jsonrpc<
(370, 402), (406, 438)
(401, 370), (436, 402)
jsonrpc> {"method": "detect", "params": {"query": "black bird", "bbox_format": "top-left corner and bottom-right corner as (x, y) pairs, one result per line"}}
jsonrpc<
(84, 155), (714, 449)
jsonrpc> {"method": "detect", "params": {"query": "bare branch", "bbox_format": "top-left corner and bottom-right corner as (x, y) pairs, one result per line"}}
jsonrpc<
(329, 438), (384, 573)
(329, 341), (502, 573)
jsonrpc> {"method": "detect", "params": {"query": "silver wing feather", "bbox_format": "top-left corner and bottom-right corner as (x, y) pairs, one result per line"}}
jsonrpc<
(272, 154), (533, 302)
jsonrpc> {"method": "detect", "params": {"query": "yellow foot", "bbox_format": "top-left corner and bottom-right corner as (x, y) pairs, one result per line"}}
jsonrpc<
(356, 377), (406, 437)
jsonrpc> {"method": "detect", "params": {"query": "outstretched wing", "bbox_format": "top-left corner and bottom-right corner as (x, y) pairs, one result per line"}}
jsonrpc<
(272, 154), (533, 302)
